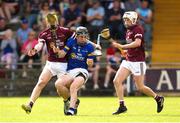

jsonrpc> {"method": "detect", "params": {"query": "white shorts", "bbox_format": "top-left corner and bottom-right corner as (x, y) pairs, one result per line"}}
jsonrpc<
(120, 60), (146, 75)
(67, 68), (89, 83)
(44, 61), (67, 78)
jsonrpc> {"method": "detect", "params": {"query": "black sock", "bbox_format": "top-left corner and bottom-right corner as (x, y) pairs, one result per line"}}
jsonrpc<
(64, 97), (71, 102)
(155, 95), (161, 102)
(119, 100), (125, 107)
(69, 107), (75, 111)
(29, 101), (34, 108)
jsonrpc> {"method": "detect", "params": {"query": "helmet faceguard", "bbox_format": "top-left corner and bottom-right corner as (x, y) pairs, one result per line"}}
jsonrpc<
(76, 26), (89, 38)
(123, 11), (138, 27)
(75, 26), (89, 45)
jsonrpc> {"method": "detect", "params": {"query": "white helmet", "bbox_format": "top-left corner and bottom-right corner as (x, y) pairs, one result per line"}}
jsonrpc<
(123, 11), (138, 25)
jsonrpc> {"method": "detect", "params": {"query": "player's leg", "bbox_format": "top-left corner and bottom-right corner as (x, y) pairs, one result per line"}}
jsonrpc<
(22, 68), (53, 114)
(133, 75), (156, 97)
(55, 75), (73, 100)
(55, 74), (73, 115)
(93, 64), (100, 89)
(133, 75), (164, 113)
(104, 65), (114, 88)
(66, 75), (84, 115)
(131, 62), (164, 113)
(112, 66), (130, 115)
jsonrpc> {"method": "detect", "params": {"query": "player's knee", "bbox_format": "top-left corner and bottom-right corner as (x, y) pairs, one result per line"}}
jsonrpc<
(113, 79), (119, 85)
(55, 81), (63, 89)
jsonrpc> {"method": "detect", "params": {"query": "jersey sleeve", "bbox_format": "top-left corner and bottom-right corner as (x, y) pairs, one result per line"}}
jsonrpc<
(63, 38), (74, 53)
(61, 27), (74, 39)
(87, 44), (95, 59)
(134, 27), (144, 40)
(38, 31), (47, 43)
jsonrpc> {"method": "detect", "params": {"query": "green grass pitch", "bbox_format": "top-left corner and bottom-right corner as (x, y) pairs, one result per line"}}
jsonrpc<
(0, 97), (179, 122)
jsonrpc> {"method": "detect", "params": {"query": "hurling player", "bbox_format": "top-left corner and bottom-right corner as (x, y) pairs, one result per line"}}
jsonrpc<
(53, 26), (94, 115)
(112, 11), (164, 115)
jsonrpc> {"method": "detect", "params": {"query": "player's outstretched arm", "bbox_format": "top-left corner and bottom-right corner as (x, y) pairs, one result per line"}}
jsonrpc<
(119, 38), (142, 49)
(112, 42), (127, 57)
(112, 42), (123, 49)
(100, 28), (126, 56)
(88, 41), (101, 50)
(28, 39), (44, 56)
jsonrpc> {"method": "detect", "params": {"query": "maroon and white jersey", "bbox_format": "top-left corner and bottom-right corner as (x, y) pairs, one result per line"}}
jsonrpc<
(38, 26), (74, 62)
(125, 25), (145, 62)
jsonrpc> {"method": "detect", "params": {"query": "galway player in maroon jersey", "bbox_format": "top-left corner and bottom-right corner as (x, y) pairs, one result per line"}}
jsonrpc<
(21, 13), (75, 114)
(112, 11), (164, 115)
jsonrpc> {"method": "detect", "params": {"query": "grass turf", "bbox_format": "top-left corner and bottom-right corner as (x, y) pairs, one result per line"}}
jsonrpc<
(0, 97), (179, 122)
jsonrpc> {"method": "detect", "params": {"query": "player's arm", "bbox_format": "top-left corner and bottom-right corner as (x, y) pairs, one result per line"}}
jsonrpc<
(122, 38), (142, 49)
(52, 46), (67, 58)
(112, 38), (142, 49)
(112, 26), (143, 50)
(87, 40), (101, 50)
(86, 45), (95, 67)
(53, 38), (73, 58)
(119, 27), (144, 49)
(28, 39), (45, 56)
(57, 50), (66, 58)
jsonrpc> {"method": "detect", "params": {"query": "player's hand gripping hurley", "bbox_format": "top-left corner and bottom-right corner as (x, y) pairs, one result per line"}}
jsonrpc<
(100, 28), (126, 57)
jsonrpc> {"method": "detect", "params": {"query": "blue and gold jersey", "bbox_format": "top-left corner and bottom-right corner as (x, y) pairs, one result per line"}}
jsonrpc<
(63, 37), (95, 70)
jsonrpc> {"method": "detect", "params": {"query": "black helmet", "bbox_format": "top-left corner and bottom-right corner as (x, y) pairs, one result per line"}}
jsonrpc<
(76, 26), (89, 37)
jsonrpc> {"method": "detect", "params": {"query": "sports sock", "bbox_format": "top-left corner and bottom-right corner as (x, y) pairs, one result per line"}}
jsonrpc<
(29, 101), (34, 108)
(64, 97), (70, 102)
(119, 100), (125, 107)
(154, 95), (161, 102)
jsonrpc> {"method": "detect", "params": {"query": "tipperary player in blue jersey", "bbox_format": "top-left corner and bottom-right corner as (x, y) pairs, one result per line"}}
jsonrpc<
(53, 26), (95, 115)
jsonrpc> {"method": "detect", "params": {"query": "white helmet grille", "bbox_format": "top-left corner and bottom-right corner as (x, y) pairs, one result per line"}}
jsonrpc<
(123, 11), (138, 25)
